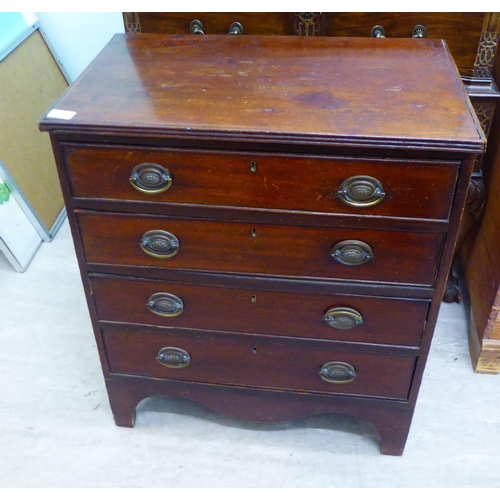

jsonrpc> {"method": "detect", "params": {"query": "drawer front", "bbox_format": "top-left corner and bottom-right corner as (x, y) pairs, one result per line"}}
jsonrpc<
(65, 145), (458, 220)
(135, 12), (295, 36)
(78, 212), (443, 286)
(103, 327), (416, 399)
(91, 275), (429, 346)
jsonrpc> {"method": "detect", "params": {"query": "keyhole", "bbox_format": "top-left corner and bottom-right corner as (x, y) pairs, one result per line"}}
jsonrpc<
(252, 347), (258, 354)
(251, 294), (257, 303)
(250, 161), (257, 172)
(251, 228), (258, 238)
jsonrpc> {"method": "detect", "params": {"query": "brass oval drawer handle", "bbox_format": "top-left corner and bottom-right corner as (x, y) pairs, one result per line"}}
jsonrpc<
(412, 25), (427, 38)
(371, 25), (386, 38)
(324, 307), (363, 330)
(129, 163), (172, 194)
(338, 175), (385, 207)
(156, 347), (191, 369)
(147, 292), (184, 317)
(140, 230), (180, 258)
(330, 240), (373, 266)
(228, 22), (244, 35)
(190, 20), (205, 34)
(319, 361), (356, 384)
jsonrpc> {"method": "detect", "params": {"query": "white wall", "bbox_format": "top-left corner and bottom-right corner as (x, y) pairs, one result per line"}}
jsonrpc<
(35, 12), (124, 83)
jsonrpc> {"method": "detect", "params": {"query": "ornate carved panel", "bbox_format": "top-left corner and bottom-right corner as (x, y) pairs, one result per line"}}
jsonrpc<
(474, 31), (499, 78)
(471, 100), (497, 171)
(473, 100), (497, 137)
(466, 173), (486, 219)
(123, 13), (141, 33)
(294, 13), (322, 36)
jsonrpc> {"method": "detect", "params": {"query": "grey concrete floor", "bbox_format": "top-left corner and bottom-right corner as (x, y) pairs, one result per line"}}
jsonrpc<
(0, 219), (499, 487)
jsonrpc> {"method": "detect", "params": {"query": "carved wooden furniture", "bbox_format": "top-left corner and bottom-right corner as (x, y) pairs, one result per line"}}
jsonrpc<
(40, 34), (484, 455)
(465, 51), (500, 373)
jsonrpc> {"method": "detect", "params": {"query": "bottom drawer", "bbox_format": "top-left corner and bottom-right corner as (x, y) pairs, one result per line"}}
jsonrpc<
(103, 327), (416, 400)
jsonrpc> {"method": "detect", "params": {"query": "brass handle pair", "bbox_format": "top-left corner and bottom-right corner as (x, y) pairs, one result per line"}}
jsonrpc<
(146, 292), (362, 329)
(371, 24), (427, 38)
(139, 231), (372, 268)
(333, 177), (379, 266)
(154, 347), (356, 385)
(129, 166), (385, 212)
(333, 175), (380, 266)
(139, 233), (373, 266)
(147, 294), (362, 330)
(190, 20), (244, 35)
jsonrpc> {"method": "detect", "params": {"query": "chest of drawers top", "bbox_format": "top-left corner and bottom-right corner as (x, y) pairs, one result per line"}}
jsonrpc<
(40, 34), (484, 153)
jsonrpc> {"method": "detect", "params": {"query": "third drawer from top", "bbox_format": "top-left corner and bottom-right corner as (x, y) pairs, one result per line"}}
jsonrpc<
(90, 274), (430, 346)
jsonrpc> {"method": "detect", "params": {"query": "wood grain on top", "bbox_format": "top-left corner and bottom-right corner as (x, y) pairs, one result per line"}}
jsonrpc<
(40, 34), (485, 151)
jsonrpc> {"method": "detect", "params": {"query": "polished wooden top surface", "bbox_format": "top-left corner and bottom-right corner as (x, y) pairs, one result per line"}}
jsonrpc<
(41, 34), (484, 151)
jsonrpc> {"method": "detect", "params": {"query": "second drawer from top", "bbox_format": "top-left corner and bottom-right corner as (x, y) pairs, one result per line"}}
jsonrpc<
(77, 211), (444, 286)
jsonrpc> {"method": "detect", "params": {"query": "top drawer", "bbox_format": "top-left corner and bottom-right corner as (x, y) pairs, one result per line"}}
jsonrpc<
(64, 145), (459, 220)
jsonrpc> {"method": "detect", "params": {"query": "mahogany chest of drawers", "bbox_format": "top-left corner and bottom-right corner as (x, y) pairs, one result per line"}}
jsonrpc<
(40, 34), (485, 455)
